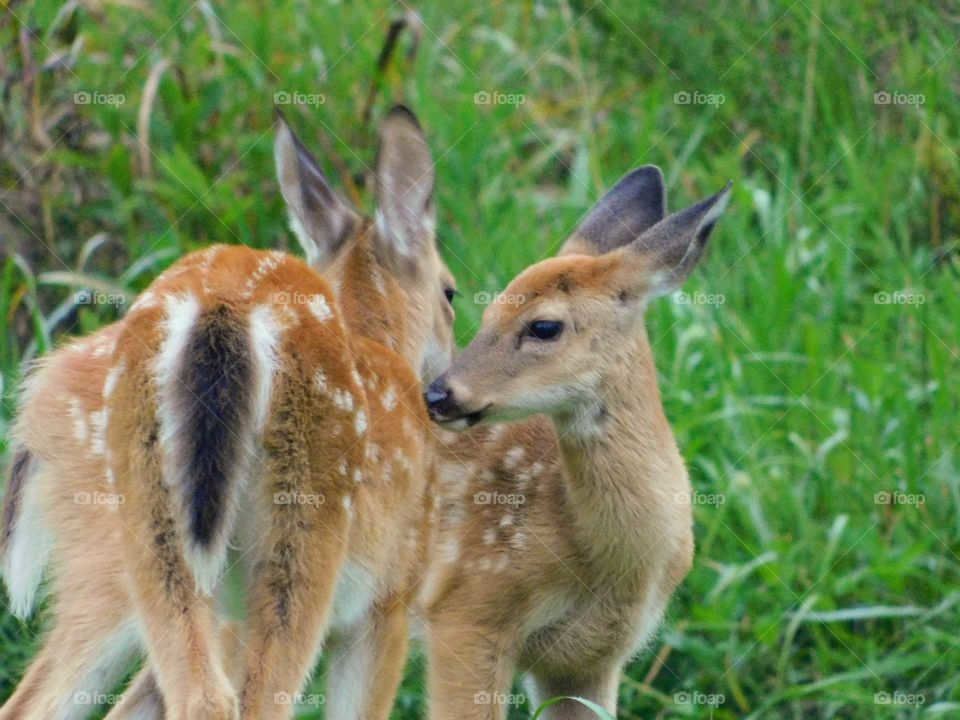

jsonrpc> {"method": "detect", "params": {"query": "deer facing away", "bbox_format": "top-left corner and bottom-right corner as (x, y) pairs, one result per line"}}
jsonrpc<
(422, 168), (731, 719)
(1, 114), (728, 720)
(0, 106), (457, 720)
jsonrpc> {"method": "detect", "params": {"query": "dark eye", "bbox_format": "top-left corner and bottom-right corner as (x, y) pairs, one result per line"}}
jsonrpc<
(443, 287), (459, 305)
(525, 320), (564, 341)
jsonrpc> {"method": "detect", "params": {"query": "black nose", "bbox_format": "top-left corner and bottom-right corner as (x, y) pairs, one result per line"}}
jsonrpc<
(424, 378), (457, 417)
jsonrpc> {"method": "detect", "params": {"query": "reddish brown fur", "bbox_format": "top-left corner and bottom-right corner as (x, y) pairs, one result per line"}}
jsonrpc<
(1, 231), (442, 720)
(419, 177), (730, 719)
(2, 145), (725, 720)
(1, 107), (453, 720)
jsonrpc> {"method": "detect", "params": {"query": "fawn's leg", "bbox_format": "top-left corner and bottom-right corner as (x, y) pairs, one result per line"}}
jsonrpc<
(237, 372), (357, 720)
(118, 524), (235, 720)
(105, 666), (164, 720)
(113, 429), (236, 720)
(0, 639), (55, 720)
(106, 621), (246, 720)
(0, 652), (50, 720)
(427, 616), (517, 720)
(325, 599), (410, 720)
(0, 606), (139, 720)
(237, 493), (349, 719)
(523, 665), (621, 720)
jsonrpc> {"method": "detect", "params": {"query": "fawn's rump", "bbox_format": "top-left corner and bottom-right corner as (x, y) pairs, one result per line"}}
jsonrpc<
(151, 297), (278, 594)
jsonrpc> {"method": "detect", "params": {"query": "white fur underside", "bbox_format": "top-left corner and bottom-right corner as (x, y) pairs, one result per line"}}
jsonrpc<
(2, 462), (52, 619)
(53, 618), (142, 720)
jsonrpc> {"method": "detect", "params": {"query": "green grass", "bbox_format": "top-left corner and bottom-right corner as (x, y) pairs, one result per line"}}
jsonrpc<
(1, 0), (959, 717)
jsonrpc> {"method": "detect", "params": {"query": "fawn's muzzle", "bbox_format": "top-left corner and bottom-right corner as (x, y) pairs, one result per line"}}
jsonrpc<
(424, 378), (458, 419)
(424, 377), (491, 428)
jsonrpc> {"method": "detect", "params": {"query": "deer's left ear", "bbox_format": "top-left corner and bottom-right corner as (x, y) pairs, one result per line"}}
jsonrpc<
(626, 181), (732, 297)
(374, 106), (437, 267)
(560, 166), (666, 256)
(274, 111), (359, 269)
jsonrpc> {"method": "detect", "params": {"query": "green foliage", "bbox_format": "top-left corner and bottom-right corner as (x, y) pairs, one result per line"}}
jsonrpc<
(1, 0), (958, 717)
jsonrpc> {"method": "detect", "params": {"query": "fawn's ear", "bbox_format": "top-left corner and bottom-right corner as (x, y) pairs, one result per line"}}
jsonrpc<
(625, 181), (732, 297)
(274, 111), (359, 269)
(560, 166), (666, 256)
(374, 106), (437, 268)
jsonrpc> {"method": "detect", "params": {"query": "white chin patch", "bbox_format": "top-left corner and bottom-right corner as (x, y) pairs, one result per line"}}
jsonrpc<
(420, 339), (452, 386)
(443, 417), (473, 432)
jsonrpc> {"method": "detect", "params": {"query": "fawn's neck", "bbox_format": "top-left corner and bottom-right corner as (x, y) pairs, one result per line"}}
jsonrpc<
(553, 330), (692, 582)
(332, 234), (408, 360)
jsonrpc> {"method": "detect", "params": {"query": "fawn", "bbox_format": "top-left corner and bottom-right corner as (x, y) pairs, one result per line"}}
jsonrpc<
(0, 106), (457, 720)
(422, 168), (731, 719)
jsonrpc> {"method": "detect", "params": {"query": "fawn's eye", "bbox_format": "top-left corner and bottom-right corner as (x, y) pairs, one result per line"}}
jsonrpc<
(525, 320), (564, 341)
(443, 287), (459, 306)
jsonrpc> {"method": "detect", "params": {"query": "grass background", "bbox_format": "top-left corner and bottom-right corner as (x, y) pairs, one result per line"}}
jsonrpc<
(1, 0), (959, 717)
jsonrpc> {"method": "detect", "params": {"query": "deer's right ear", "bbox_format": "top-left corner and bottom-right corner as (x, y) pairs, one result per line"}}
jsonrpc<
(559, 166), (666, 256)
(274, 112), (359, 269)
(626, 181), (732, 298)
(373, 105), (437, 267)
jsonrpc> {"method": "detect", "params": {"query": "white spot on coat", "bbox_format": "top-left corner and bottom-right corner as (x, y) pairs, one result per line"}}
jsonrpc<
(89, 408), (109, 456)
(128, 291), (158, 314)
(91, 336), (116, 358)
(314, 368), (328, 393)
(200, 246), (224, 292)
(503, 446), (525, 470)
(441, 538), (460, 564)
(103, 360), (126, 399)
(243, 253), (283, 298)
(511, 530), (527, 550)
(68, 397), (89, 443)
(333, 388), (354, 412)
(381, 385), (398, 412)
(309, 294), (333, 322)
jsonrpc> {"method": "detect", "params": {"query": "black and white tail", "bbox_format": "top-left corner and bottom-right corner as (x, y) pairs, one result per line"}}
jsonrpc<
(154, 296), (278, 594)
